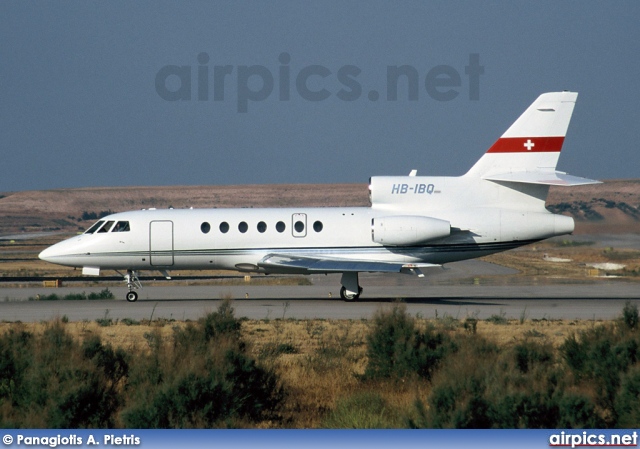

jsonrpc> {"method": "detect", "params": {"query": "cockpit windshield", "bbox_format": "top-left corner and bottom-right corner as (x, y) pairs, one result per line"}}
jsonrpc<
(85, 220), (105, 234)
(84, 220), (130, 234)
(97, 221), (115, 233)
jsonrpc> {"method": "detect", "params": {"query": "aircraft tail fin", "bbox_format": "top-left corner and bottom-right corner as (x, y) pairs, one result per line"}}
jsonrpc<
(465, 91), (599, 186)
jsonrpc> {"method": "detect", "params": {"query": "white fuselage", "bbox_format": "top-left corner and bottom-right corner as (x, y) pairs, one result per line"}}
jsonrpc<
(38, 176), (575, 274)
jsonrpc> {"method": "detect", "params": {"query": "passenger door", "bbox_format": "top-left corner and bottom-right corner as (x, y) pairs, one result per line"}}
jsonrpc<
(149, 220), (174, 266)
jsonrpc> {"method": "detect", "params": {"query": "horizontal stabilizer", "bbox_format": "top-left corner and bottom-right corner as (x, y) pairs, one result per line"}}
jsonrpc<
(484, 171), (601, 186)
(260, 254), (440, 274)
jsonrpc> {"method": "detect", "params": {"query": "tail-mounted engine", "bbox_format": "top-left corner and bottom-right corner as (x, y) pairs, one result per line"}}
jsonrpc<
(371, 215), (450, 246)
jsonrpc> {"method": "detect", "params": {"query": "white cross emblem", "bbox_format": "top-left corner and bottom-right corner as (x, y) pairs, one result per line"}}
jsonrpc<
(524, 139), (535, 151)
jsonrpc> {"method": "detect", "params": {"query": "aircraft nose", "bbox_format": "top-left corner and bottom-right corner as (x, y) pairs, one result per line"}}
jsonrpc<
(39, 237), (82, 265)
(39, 244), (60, 263)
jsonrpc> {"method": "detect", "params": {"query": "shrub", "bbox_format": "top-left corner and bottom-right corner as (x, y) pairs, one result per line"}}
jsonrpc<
(95, 310), (113, 327)
(621, 301), (639, 331)
(202, 298), (241, 341)
(561, 323), (640, 422)
(486, 312), (508, 325)
(120, 317), (140, 326)
(513, 340), (553, 374)
(364, 303), (455, 380)
(463, 317), (477, 334)
(615, 365), (640, 427)
(29, 289), (115, 302)
(0, 321), (125, 428)
(408, 328), (613, 429)
(120, 301), (284, 428)
(87, 288), (115, 300)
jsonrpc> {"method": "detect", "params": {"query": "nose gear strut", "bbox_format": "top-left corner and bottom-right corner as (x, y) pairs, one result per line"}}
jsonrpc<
(124, 269), (141, 302)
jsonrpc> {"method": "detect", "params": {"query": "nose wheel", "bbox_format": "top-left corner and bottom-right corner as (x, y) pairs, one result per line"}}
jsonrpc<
(124, 269), (141, 302)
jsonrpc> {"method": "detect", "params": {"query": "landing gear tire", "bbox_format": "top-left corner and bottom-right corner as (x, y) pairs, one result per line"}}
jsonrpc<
(121, 269), (142, 303)
(340, 286), (362, 302)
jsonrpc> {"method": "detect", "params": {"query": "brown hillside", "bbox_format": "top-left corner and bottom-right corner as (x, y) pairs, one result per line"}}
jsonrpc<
(0, 184), (368, 234)
(0, 180), (638, 235)
(546, 179), (640, 233)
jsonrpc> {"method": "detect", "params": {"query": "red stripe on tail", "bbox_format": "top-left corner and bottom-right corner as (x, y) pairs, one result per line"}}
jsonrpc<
(487, 136), (565, 153)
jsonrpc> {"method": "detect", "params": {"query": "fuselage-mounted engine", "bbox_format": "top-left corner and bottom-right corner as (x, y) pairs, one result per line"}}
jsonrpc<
(371, 215), (450, 246)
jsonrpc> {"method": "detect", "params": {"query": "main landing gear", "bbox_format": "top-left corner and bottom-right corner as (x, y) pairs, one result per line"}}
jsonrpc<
(124, 269), (141, 302)
(340, 272), (362, 301)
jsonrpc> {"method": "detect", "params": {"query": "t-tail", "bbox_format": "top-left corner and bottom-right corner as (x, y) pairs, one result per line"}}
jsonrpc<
(465, 91), (599, 187)
(370, 91), (599, 214)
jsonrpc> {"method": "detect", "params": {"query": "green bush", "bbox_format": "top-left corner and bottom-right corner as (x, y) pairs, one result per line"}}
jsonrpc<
(615, 365), (640, 427)
(87, 288), (115, 300)
(485, 312), (508, 325)
(0, 321), (125, 428)
(64, 292), (88, 301)
(29, 289), (114, 302)
(364, 303), (456, 380)
(1, 303), (284, 428)
(416, 338), (603, 429)
(121, 300), (284, 428)
(561, 324), (640, 422)
(120, 317), (140, 326)
(513, 340), (553, 374)
(34, 293), (61, 301)
(622, 301), (639, 331)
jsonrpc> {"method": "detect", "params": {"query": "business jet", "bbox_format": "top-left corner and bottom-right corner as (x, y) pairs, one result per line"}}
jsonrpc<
(39, 91), (599, 302)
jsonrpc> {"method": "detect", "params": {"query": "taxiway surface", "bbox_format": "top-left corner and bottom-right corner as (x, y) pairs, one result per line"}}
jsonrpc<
(1, 278), (638, 323)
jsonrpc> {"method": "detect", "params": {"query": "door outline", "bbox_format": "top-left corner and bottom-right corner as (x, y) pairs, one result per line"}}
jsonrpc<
(149, 220), (174, 266)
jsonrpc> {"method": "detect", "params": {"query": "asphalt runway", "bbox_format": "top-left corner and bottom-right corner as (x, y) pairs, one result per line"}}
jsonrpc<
(1, 264), (638, 322)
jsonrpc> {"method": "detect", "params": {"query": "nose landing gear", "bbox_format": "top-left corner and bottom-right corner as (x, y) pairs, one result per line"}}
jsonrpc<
(124, 269), (141, 302)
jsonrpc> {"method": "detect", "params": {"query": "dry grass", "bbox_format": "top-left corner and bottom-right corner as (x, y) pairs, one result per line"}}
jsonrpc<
(0, 315), (605, 428)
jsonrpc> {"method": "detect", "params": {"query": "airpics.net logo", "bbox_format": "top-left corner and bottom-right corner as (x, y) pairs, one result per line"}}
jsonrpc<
(155, 52), (484, 112)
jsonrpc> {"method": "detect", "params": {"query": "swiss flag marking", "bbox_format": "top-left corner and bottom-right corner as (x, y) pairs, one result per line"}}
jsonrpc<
(524, 139), (535, 151)
(487, 137), (564, 153)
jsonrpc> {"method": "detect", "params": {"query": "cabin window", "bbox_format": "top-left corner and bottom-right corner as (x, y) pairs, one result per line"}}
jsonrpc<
(112, 221), (130, 232)
(201, 222), (211, 234)
(257, 221), (267, 233)
(294, 221), (305, 233)
(313, 221), (323, 232)
(238, 221), (248, 233)
(219, 222), (229, 233)
(97, 221), (115, 233)
(276, 221), (286, 233)
(85, 220), (105, 234)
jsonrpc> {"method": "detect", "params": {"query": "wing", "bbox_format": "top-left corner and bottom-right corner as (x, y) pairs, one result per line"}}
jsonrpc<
(258, 253), (440, 277)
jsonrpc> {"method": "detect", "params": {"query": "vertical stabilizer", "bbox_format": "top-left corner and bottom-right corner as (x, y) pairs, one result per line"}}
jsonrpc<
(465, 91), (578, 179)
